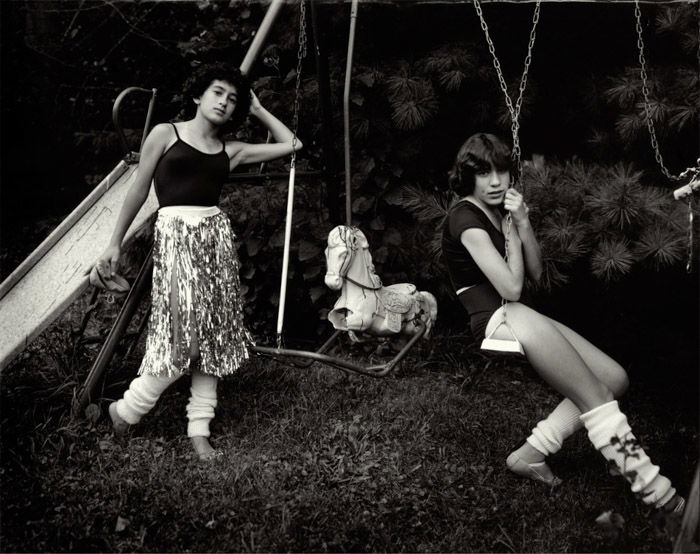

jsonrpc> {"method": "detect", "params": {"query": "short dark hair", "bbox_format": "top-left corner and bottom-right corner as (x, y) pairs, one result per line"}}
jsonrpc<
(448, 133), (512, 195)
(180, 62), (251, 133)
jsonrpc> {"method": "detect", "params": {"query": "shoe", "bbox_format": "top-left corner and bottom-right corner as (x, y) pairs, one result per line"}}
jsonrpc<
(108, 402), (130, 436)
(506, 452), (562, 487)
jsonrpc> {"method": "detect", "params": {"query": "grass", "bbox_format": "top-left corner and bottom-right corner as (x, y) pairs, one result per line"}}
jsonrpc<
(1, 303), (697, 552)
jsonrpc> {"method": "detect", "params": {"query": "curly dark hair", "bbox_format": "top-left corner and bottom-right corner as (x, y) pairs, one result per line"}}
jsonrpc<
(180, 62), (252, 134)
(448, 133), (513, 195)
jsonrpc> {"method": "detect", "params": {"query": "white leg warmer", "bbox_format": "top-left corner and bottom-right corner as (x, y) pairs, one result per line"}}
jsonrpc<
(116, 372), (182, 425)
(526, 398), (583, 456)
(580, 400), (676, 508)
(186, 369), (218, 438)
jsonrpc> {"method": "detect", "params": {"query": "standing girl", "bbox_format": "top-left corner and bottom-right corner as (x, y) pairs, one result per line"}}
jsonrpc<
(442, 133), (684, 512)
(95, 62), (302, 461)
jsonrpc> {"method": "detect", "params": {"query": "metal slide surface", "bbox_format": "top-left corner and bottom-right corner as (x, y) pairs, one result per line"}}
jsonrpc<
(0, 161), (158, 371)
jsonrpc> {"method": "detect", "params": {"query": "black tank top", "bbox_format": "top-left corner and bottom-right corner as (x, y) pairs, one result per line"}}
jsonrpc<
(153, 123), (230, 207)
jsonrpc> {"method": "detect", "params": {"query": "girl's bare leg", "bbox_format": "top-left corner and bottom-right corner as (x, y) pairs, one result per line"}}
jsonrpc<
(509, 317), (631, 481)
(484, 303), (613, 412)
(184, 325), (222, 461)
(489, 303), (681, 508)
(547, 318), (629, 397)
(171, 266), (220, 461)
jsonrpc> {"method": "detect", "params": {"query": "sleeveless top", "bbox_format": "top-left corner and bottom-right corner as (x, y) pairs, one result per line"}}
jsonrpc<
(442, 199), (506, 291)
(153, 123), (230, 207)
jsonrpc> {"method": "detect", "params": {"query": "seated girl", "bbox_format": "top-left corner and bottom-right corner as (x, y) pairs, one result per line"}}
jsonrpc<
(441, 133), (684, 512)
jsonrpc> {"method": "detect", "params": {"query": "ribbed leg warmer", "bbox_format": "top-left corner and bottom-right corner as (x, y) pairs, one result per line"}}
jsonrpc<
(186, 369), (218, 438)
(526, 398), (583, 456)
(116, 372), (182, 425)
(580, 400), (676, 508)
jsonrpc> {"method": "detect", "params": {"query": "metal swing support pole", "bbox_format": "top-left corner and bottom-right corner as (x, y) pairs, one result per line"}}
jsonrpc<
(309, 0), (342, 225)
(73, 0), (288, 417)
(343, 0), (359, 225)
(239, 0), (285, 76)
(112, 87), (158, 164)
(253, 0), (429, 377)
(254, 318), (427, 378)
(72, 251), (154, 416)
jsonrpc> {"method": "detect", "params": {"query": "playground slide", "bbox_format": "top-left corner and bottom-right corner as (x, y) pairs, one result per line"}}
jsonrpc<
(0, 160), (158, 371)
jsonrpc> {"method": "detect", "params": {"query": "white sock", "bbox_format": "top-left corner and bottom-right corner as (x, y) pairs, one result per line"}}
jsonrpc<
(186, 370), (218, 438)
(117, 371), (181, 425)
(580, 400), (676, 508)
(526, 398), (583, 456)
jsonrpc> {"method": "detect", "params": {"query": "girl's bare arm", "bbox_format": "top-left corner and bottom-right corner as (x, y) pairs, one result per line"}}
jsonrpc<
(96, 123), (170, 277)
(227, 91), (303, 170)
(504, 188), (543, 282)
(461, 225), (525, 301)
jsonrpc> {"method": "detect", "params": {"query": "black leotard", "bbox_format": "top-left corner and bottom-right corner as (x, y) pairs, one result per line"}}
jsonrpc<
(153, 124), (229, 207)
(442, 199), (532, 340)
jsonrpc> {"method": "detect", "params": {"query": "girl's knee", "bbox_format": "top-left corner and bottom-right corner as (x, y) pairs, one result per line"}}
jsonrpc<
(611, 367), (629, 397)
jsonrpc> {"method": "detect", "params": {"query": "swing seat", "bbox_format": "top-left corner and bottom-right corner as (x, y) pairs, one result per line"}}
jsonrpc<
(480, 321), (524, 355)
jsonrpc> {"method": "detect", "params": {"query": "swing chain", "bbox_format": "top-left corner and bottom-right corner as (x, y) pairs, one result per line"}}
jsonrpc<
(473, 0), (541, 326)
(634, 0), (679, 182)
(290, 0), (308, 168)
(473, 0), (541, 188)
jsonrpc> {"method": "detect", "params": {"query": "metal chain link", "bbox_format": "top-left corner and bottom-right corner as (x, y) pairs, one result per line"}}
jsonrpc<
(277, 0), (307, 350)
(290, 0), (308, 168)
(636, 1), (700, 273)
(686, 196), (694, 273)
(473, 0), (540, 189)
(472, 0), (541, 321)
(634, 0), (678, 181)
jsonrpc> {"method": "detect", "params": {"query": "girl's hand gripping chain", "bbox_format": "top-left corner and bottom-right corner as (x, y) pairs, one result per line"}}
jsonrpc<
(503, 188), (530, 228)
(249, 90), (263, 115)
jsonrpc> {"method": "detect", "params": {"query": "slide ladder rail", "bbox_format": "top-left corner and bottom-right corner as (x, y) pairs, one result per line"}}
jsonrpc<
(112, 87), (158, 164)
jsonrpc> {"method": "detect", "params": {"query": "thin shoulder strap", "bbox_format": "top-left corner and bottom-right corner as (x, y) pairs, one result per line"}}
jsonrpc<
(170, 122), (181, 140)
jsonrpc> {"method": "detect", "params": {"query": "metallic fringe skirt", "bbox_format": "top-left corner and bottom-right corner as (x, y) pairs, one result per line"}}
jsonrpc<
(139, 205), (252, 377)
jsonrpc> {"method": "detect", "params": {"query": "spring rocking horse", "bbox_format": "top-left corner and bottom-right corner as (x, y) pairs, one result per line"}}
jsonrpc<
(324, 225), (438, 341)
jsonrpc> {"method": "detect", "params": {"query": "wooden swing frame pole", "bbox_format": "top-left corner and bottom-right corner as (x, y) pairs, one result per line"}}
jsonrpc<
(343, 0), (359, 225)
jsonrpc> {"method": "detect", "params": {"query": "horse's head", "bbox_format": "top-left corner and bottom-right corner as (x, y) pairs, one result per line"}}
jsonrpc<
(324, 225), (353, 290)
(325, 225), (379, 289)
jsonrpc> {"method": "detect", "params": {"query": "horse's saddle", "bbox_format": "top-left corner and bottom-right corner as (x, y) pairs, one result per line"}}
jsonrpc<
(328, 283), (419, 334)
(376, 283), (419, 334)
(380, 284), (417, 312)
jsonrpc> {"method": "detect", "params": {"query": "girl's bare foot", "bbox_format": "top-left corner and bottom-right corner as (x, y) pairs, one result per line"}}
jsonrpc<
(191, 436), (223, 462)
(108, 402), (130, 436)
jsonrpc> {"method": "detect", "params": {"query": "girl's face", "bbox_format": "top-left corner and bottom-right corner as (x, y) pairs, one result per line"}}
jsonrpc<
(471, 164), (510, 207)
(195, 79), (238, 124)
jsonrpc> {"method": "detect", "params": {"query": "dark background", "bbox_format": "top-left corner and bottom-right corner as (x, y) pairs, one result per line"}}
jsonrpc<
(1, 0), (697, 402)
